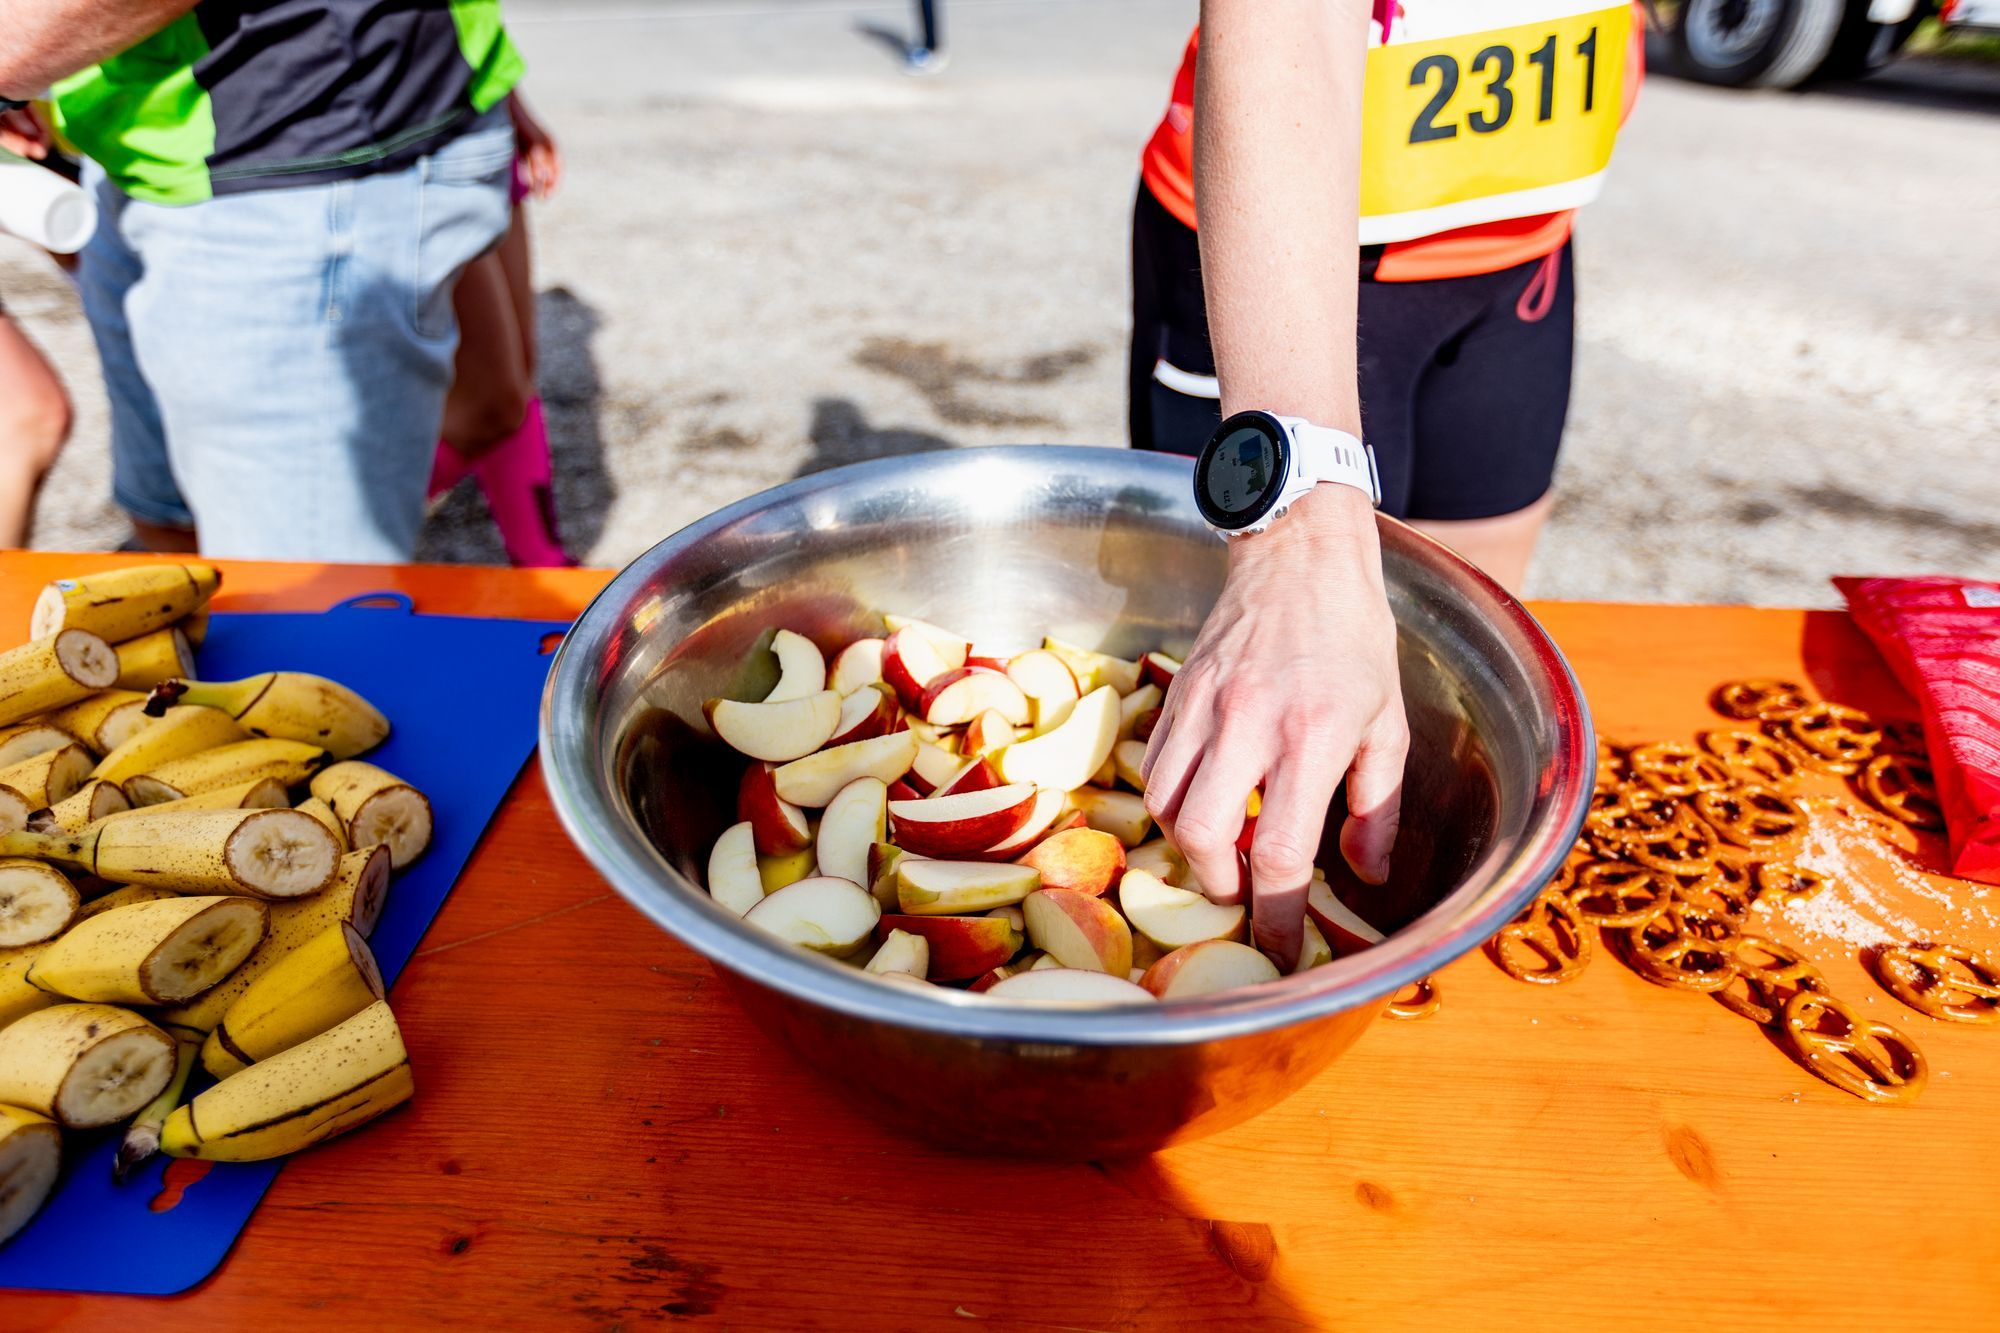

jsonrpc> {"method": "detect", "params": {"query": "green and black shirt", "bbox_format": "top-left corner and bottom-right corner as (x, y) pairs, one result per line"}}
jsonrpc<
(54, 1), (523, 206)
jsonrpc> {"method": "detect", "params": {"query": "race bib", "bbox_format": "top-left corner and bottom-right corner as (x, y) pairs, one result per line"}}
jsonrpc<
(1359, 0), (1630, 244)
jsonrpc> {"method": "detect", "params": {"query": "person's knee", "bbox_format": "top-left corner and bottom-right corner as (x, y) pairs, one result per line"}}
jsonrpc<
(0, 375), (73, 471)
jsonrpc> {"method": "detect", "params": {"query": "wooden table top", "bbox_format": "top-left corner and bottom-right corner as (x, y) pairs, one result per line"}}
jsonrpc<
(7, 552), (1997, 1330)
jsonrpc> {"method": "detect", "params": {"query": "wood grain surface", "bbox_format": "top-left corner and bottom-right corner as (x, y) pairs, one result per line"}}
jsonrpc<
(6, 555), (1997, 1330)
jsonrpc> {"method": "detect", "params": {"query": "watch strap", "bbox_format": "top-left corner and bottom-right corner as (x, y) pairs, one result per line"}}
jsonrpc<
(1281, 419), (1381, 507)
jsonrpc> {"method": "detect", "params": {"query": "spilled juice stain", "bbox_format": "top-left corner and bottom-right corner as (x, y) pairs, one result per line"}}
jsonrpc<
(151, 1158), (214, 1212)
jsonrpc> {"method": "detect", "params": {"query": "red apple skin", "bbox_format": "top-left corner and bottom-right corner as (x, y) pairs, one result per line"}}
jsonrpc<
(887, 779), (923, 803)
(737, 762), (811, 856)
(1046, 811), (1089, 836)
(919, 667), (1033, 728)
(889, 787), (1036, 857)
(1017, 827), (1126, 898)
(936, 757), (1002, 797)
(877, 914), (1021, 980)
(881, 628), (950, 711)
(966, 655), (1010, 673)
(1141, 652), (1181, 690)
(827, 687), (898, 748)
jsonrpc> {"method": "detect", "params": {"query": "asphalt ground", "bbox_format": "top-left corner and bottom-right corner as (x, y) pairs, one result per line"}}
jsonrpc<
(4, 0), (1996, 604)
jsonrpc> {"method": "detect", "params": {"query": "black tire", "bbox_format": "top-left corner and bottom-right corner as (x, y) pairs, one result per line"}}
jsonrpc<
(1818, 1), (1930, 80)
(1670, 0), (1848, 87)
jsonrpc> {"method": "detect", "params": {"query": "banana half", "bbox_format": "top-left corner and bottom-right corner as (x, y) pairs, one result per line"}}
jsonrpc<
(0, 1003), (177, 1128)
(0, 1105), (61, 1243)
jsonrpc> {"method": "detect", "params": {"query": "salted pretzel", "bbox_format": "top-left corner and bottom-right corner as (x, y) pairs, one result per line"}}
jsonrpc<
(1585, 784), (1683, 850)
(1624, 814), (1719, 879)
(1697, 728), (1801, 786)
(1628, 742), (1734, 798)
(1799, 795), (1923, 857)
(1596, 739), (1628, 787)
(1877, 718), (1928, 758)
(1711, 679), (1812, 722)
(1674, 859), (1756, 923)
(1569, 861), (1677, 928)
(1780, 702), (1880, 775)
(1873, 943), (2000, 1025)
(1486, 888), (1592, 986)
(1858, 753), (1945, 831)
(1754, 863), (1828, 906)
(1383, 976), (1442, 1021)
(1715, 935), (1825, 1026)
(1780, 990), (1927, 1103)
(1619, 899), (1738, 993)
(1692, 785), (1805, 849)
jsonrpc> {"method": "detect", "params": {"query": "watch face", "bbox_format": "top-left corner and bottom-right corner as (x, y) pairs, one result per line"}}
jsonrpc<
(1195, 413), (1287, 530)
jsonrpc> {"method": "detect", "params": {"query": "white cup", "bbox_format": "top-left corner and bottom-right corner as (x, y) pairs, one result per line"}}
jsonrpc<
(0, 158), (97, 254)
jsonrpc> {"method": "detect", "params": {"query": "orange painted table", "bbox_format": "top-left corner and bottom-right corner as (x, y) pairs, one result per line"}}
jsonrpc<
(7, 553), (1998, 1329)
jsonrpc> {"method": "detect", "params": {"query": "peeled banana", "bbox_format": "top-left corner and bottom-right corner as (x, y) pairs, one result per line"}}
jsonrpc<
(0, 860), (79, 949)
(162, 1000), (413, 1162)
(27, 894), (268, 1005)
(123, 737), (328, 807)
(0, 1104), (60, 1242)
(28, 563), (220, 645)
(203, 923), (383, 1078)
(0, 722), (80, 769)
(39, 690), (152, 755)
(311, 761), (432, 868)
(0, 630), (120, 727)
(294, 796), (348, 852)
(112, 627), (193, 692)
(0, 741), (94, 812)
(92, 704), (247, 787)
(150, 672), (389, 761)
(36, 777), (132, 834)
(0, 1003), (176, 1128)
(0, 806), (341, 900)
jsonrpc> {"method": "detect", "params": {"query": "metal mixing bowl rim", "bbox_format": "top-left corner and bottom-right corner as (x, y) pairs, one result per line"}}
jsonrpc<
(541, 446), (1593, 1047)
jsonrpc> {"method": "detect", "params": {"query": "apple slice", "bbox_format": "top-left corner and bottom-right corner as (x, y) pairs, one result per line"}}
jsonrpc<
(763, 629), (827, 702)
(757, 847), (815, 894)
(1018, 827), (1125, 898)
(705, 689), (842, 762)
(1306, 880), (1386, 954)
(1141, 651), (1181, 690)
(1139, 940), (1280, 1000)
(896, 859), (1040, 914)
(882, 627), (953, 709)
(878, 914), (1021, 980)
(1067, 787), (1153, 848)
(1131, 708), (1161, 743)
(904, 717), (955, 748)
(817, 777), (888, 886)
(905, 739), (962, 795)
(936, 756), (1002, 797)
(1126, 838), (1189, 888)
(1118, 684), (1163, 741)
(1119, 869), (1246, 949)
(1294, 917), (1333, 974)
(865, 927), (929, 978)
(962, 710), (1020, 757)
(1024, 889), (1132, 975)
(890, 784), (1037, 857)
(985, 904), (1026, 932)
(887, 780), (923, 803)
(744, 876), (879, 956)
(984, 968), (1155, 1004)
(996, 685), (1119, 793)
(1042, 638), (1142, 695)
(1131, 929), (1165, 972)
(1006, 650), (1081, 731)
(827, 686), (898, 748)
(738, 762), (812, 855)
(829, 637), (887, 695)
(1087, 752), (1118, 789)
(965, 652), (1011, 673)
(1112, 740), (1149, 792)
(920, 668), (1031, 728)
(706, 821), (765, 916)
(977, 786), (1067, 859)
(881, 615), (971, 669)
(866, 841), (921, 910)
(773, 730), (919, 808)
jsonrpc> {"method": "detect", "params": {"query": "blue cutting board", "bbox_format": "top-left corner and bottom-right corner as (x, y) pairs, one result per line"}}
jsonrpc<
(0, 592), (569, 1296)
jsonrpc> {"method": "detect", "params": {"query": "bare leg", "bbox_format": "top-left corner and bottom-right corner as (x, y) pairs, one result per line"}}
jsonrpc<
(1410, 492), (1555, 596)
(492, 210), (537, 385)
(129, 518), (201, 553)
(0, 314), (72, 548)
(440, 225), (531, 462)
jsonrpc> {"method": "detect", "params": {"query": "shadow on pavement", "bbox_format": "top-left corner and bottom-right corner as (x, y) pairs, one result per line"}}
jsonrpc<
(791, 397), (952, 477)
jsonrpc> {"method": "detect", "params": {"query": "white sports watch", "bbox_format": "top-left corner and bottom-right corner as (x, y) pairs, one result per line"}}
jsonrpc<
(1192, 410), (1380, 538)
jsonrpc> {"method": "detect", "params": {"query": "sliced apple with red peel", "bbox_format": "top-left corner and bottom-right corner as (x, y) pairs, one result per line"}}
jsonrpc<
(962, 710), (1020, 757)
(827, 686), (898, 748)
(1018, 827), (1126, 897)
(705, 689), (842, 762)
(1042, 638), (1142, 696)
(866, 841), (921, 910)
(1046, 811), (1089, 836)
(1126, 838), (1187, 886)
(896, 858), (1040, 914)
(909, 738), (967, 795)
(887, 780), (923, 803)
(977, 786), (1067, 859)
(738, 762), (811, 855)
(1131, 708), (1161, 743)
(1006, 650), (1081, 730)
(965, 654), (1010, 673)
(1141, 651), (1181, 690)
(1112, 740), (1149, 792)
(865, 927), (929, 978)
(1118, 684), (1163, 741)
(904, 717), (956, 748)
(1067, 787), (1153, 848)
(707, 821), (765, 916)
(889, 783), (1037, 856)
(816, 777), (888, 886)
(1306, 879), (1385, 954)
(881, 615), (971, 668)
(936, 756), (1002, 798)
(920, 668), (1031, 728)
(1024, 889), (1132, 975)
(996, 685), (1119, 793)
(1139, 939), (1280, 1000)
(1293, 917), (1333, 974)
(984, 968), (1154, 1004)
(878, 914), (1021, 980)
(881, 628), (952, 710)
(772, 730), (919, 808)
(763, 629), (827, 702)
(1131, 929), (1165, 971)
(829, 637), (887, 696)
(743, 875), (879, 956)
(1119, 868), (1246, 949)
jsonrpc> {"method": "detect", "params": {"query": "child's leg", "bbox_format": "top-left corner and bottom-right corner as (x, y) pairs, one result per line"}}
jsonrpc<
(0, 311), (72, 548)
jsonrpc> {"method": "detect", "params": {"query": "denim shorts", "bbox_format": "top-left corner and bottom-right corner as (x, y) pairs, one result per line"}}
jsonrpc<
(76, 110), (514, 560)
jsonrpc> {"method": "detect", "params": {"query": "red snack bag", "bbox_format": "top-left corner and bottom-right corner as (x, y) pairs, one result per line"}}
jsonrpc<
(1836, 576), (2000, 884)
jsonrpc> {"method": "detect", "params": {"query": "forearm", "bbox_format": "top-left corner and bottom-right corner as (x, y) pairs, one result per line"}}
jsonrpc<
(0, 0), (196, 99)
(1193, 0), (1369, 434)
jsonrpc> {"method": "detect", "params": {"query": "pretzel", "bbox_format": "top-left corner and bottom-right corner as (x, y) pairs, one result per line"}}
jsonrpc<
(1585, 784), (1683, 848)
(1674, 860), (1755, 923)
(1692, 785), (1805, 849)
(1697, 727), (1801, 786)
(1628, 742), (1734, 798)
(1780, 702), (1880, 776)
(1568, 861), (1676, 928)
(1486, 888), (1592, 985)
(1798, 796), (1923, 856)
(1624, 814), (1719, 879)
(1383, 976), (1442, 1021)
(1711, 679), (1812, 722)
(1872, 943), (2000, 1025)
(1596, 739), (1628, 787)
(1714, 935), (1825, 1026)
(1858, 753), (1945, 831)
(1780, 990), (1927, 1103)
(1754, 863), (1827, 906)
(1877, 718), (1928, 759)
(1619, 899), (1738, 992)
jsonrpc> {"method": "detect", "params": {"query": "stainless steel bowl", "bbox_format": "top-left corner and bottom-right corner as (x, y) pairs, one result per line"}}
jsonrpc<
(541, 446), (1592, 1158)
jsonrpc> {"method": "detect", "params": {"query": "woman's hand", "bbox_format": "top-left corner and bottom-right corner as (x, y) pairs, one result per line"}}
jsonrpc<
(508, 93), (563, 200)
(1141, 483), (1407, 968)
(0, 105), (52, 160)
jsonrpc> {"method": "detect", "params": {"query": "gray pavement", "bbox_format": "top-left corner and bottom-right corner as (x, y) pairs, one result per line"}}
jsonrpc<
(4, 0), (1997, 604)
